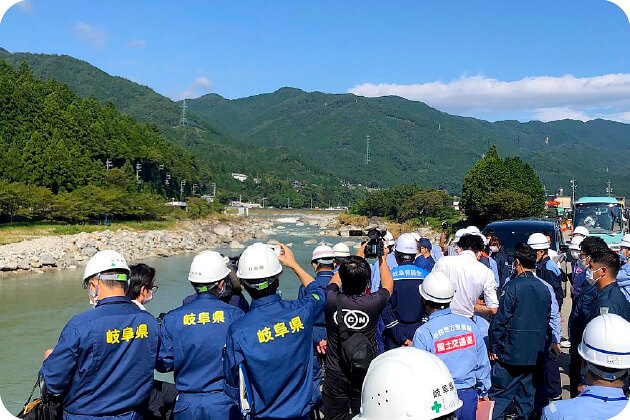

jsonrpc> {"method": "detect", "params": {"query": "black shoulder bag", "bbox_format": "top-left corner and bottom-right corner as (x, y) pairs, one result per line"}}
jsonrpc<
(17, 375), (63, 420)
(335, 293), (376, 384)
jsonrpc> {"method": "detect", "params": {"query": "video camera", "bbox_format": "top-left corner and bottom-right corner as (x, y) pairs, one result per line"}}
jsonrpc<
(349, 228), (387, 259)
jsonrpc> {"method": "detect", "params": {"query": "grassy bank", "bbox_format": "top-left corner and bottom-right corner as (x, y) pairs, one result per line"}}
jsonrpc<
(0, 220), (178, 245)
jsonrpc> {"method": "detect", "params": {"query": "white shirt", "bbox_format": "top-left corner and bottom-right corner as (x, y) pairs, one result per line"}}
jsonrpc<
(132, 299), (146, 311)
(433, 250), (498, 317)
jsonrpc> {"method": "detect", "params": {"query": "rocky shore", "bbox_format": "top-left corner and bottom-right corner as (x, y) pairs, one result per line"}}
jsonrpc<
(0, 212), (440, 277)
(0, 213), (341, 276)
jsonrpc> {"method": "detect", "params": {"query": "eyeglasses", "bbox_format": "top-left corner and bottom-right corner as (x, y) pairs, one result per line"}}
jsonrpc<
(150, 285), (159, 293)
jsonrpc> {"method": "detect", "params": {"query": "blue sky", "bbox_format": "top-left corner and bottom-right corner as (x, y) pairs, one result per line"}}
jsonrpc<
(1, 0), (630, 122)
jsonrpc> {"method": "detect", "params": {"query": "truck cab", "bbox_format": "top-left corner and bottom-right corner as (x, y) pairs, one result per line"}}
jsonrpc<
(573, 197), (626, 251)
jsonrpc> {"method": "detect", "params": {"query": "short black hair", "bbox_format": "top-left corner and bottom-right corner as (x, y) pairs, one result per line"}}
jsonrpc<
(581, 236), (609, 257)
(243, 276), (279, 300)
(590, 250), (621, 278)
(314, 260), (335, 271)
(458, 234), (484, 252)
(339, 256), (371, 296)
(394, 250), (415, 264)
(513, 243), (537, 269)
(85, 269), (129, 293)
(126, 264), (155, 300)
(424, 298), (450, 311)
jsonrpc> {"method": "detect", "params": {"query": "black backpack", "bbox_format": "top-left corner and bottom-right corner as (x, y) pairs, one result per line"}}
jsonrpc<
(335, 293), (376, 384)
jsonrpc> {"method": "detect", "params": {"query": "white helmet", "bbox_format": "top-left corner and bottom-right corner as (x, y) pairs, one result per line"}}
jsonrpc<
(453, 228), (467, 244)
(574, 226), (590, 238)
(568, 235), (585, 251)
(354, 347), (462, 420)
(419, 272), (454, 304)
(311, 245), (335, 262)
(527, 233), (550, 250)
(411, 232), (421, 242)
(188, 251), (231, 284)
(621, 234), (630, 249)
(333, 243), (351, 257)
(384, 231), (395, 247)
(83, 250), (130, 281)
(237, 242), (282, 282)
(578, 313), (630, 380)
(466, 226), (481, 234)
(395, 233), (418, 255)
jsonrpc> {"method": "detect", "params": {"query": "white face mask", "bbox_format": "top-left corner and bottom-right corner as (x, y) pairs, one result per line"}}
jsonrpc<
(88, 282), (99, 307)
(489, 246), (499, 253)
(585, 267), (604, 286)
(143, 292), (153, 305)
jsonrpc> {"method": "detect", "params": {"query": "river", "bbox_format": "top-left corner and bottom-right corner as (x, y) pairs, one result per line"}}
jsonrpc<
(0, 220), (347, 414)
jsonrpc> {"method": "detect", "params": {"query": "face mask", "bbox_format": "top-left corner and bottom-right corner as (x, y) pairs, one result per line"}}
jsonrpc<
(88, 282), (99, 307)
(585, 267), (603, 286)
(143, 291), (153, 305)
(578, 258), (587, 270)
(570, 250), (580, 260)
(489, 246), (499, 253)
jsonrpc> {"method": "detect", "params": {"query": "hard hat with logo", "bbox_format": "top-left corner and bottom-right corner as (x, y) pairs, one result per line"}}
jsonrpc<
(569, 235), (585, 251)
(188, 250), (231, 284)
(395, 233), (418, 255)
(354, 347), (462, 420)
(311, 245), (335, 263)
(453, 228), (467, 244)
(578, 313), (630, 380)
(419, 272), (454, 304)
(83, 250), (130, 281)
(237, 243), (283, 288)
(573, 226), (590, 238)
(621, 234), (630, 249)
(527, 233), (550, 250)
(333, 242), (351, 257)
(384, 231), (395, 247)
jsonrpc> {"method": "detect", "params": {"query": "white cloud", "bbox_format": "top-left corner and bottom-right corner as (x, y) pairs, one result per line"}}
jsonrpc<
(175, 76), (213, 100)
(126, 39), (147, 49)
(348, 74), (630, 122)
(73, 23), (106, 49)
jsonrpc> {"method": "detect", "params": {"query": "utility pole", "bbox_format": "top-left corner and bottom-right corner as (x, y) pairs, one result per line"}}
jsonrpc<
(310, 196), (313, 209)
(262, 197), (266, 208)
(211, 183), (216, 197)
(364, 135), (371, 165)
(192, 184), (198, 195)
(606, 180), (613, 197)
(135, 162), (142, 184)
(570, 178), (577, 206)
(287, 197), (290, 209)
(105, 159), (112, 171)
(180, 180), (186, 199)
(179, 100), (188, 128)
(165, 174), (171, 187)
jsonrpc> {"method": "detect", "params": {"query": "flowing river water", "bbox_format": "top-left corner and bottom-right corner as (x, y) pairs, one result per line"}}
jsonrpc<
(0, 219), (345, 413)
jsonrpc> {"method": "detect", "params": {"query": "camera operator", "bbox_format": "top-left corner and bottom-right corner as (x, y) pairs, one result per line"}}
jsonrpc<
(369, 230), (397, 292)
(322, 244), (394, 420)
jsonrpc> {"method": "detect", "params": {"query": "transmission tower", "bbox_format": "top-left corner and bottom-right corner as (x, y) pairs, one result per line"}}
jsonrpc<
(606, 180), (613, 197)
(105, 158), (113, 171)
(570, 178), (577, 205)
(179, 100), (189, 127)
(135, 162), (142, 184)
(364, 135), (371, 165)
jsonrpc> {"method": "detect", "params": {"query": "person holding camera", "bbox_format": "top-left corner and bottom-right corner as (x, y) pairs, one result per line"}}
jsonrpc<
(322, 245), (394, 420)
(223, 243), (326, 419)
(156, 251), (245, 419)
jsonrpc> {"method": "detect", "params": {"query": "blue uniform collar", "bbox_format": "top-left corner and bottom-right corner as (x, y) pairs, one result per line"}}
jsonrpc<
(95, 296), (133, 307)
(316, 270), (334, 279)
(195, 293), (220, 301)
(250, 293), (282, 310)
(428, 308), (452, 320)
(579, 385), (627, 401)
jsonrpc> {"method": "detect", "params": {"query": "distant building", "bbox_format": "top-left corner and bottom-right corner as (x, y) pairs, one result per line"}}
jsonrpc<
(231, 173), (248, 182)
(229, 201), (262, 209)
(165, 201), (187, 210)
(200, 195), (214, 203)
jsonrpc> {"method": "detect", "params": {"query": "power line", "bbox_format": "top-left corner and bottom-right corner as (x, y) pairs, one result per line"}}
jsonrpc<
(365, 135), (371, 165)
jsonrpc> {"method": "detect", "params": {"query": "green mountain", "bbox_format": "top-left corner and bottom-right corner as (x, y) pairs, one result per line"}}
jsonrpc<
(188, 88), (630, 196)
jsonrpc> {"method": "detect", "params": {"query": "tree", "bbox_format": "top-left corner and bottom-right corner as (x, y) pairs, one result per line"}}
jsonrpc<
(461, 145), (545, 224)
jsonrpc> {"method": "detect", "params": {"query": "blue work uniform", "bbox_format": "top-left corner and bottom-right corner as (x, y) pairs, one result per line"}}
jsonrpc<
(413, 309), (491, 420)
(223, 281), (326, 419)
(182, 291), (250, 313)
(489, 271), (551, 420)
(587, 281), (630, 324)
(571, 262), (586, 300)
(414, 254), (435, 272)
(617, 262), (630, 303)
(542, 386), (628, 419)
(297, 269), (334, 406)
(536, 255), (564, 310)
(369, 253), (397, 292)
(42, 296), (159, 420)
(157, 293), (244, 420)
(567, 283), (598, 397)
(382, 263), (428, 350)
(490, 250), (510, 291)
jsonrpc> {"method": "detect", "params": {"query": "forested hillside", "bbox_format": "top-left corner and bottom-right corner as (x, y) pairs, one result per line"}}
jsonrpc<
(189, 88), (630, 196)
